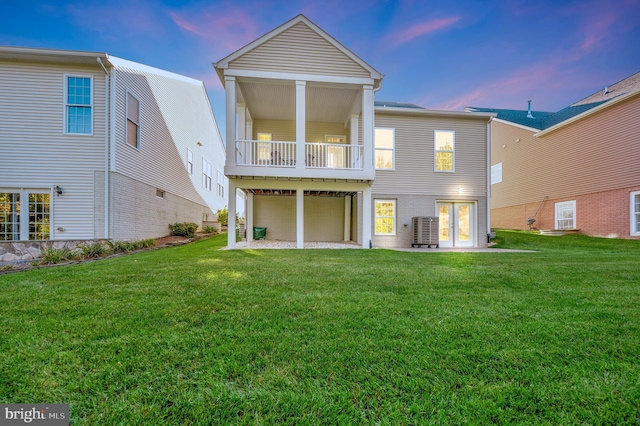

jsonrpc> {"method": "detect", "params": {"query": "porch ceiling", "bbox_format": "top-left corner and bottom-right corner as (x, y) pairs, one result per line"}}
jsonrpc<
(247, 189), (357, 197)
(238, 81), (360, 123)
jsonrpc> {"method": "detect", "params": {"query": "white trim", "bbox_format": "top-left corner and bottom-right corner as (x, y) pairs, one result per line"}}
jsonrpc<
(187, 148), (194, 174)
(64, 74), (94, 136)
(434, 130), (455, 173)
(374, 198), (396, 236)
(202, 157), (213, 191)
(377, 106), (496, 121)
(554, 200), (576, 230)
(125, 89), (141, 150)
(374, 127), (395, 170)
(223, 68), (375, 86)
(535, 90), (640, 137)
(631, 191), (640, 236)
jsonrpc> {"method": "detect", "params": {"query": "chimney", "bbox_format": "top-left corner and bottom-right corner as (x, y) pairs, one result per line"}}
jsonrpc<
(526, 100), (535, 119)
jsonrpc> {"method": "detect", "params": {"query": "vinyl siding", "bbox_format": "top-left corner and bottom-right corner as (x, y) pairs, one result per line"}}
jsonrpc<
(253, 119), (349, 143)
(0, 61), (106, 240)
(372, 112), (488, 196)
(229, 22), (371, 78)
(112, 64), (226, 216)
(491, 94), (640, 209)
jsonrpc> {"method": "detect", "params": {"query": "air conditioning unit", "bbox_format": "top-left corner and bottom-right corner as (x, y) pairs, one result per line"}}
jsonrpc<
(411, 216), (439, 248)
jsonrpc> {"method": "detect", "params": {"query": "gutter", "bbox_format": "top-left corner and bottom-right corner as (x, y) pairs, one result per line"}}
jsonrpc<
(97, 57), (110, 239)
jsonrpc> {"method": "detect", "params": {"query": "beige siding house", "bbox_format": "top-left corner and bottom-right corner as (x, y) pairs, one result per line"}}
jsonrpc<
(0, 47), (226, 249)
(469, 71), (640, 238)
(216, 15), (493, 249)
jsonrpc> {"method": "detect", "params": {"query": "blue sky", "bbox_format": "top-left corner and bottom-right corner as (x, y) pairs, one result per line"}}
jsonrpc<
(2, 0), (640, 136)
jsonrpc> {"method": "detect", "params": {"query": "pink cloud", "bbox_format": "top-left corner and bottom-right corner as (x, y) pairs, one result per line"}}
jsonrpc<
(383, 16), (462, 48)
(167, 8), (259, 53)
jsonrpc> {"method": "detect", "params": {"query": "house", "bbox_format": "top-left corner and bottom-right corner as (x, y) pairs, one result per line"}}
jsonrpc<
(214, 15), (494, 249)
(0, 47), (227, 257)
(468, 71), (640, 239)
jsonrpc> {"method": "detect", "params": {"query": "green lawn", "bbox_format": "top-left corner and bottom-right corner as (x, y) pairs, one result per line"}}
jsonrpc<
(1, 231), (639, 424)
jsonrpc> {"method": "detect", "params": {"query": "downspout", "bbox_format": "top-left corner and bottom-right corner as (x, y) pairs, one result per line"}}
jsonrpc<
(97, 57), (110, 239)
(486, 118), (492, 243)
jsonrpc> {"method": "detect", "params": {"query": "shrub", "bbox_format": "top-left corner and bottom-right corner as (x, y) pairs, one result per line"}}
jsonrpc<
(79, 242), (107, 258)
(107, 240), (132, 253)
(0, 264), (14, 271)
(169, 222), (198, 238)
(203, 225), (218, 234)
(139, 239), (155, 248)
(41, 247), (72, 264)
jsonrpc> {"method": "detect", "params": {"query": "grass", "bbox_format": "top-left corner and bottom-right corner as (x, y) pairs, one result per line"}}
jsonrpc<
(1, 230), (639, 424)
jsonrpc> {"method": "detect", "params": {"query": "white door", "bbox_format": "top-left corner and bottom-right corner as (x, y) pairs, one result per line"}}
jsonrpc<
(437, 202), (475, 247)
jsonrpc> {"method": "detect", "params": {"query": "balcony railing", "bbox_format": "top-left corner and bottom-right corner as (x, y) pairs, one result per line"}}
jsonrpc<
(235, 140), (364, 170)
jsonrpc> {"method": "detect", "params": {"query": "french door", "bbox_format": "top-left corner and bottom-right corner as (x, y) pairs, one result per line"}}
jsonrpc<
(437, 202), (475, 247)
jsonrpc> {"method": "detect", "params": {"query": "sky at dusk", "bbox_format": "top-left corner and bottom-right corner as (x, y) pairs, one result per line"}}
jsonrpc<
(2, 0), (640, 137)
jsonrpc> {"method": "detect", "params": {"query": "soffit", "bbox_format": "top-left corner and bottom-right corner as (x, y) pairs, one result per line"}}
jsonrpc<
(0, 47), (110, 67)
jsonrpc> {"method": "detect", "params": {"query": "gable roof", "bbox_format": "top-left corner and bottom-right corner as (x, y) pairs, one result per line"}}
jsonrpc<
(467, 70), (640, 134)
(214, 14), (383, 86)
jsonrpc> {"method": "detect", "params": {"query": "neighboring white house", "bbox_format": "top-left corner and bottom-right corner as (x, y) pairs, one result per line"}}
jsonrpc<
(214, 15), (494, 249)
(0, 47), (227, 246)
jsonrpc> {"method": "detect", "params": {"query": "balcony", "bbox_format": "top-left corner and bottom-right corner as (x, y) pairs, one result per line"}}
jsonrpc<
(227, 139), (373, 181)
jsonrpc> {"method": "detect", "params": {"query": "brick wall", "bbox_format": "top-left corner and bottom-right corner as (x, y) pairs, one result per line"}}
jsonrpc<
(491, 185), (640, 239)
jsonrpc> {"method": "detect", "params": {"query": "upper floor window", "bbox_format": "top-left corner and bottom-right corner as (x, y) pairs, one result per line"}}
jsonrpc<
(435, 130), (454, 172)
(631, 191), (640, 235)
(126, 92), (140, 149)
(203, 158), (212, 191)
(187, 149), (194, 174)
(555, 200), (576, 230)
(217, 171), (225, 198)
(375, 128), (394, 170)
(66, 76), (92, 134)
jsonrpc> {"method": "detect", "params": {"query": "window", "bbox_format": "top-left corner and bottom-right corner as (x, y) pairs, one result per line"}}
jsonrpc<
(375, 128), (394, 169)
(325, 135), (346, 168)
(156, 189), (165, 199)
(435, 130), (454, 172)
(217, 171), (225, 198)
(375, 199), (396, 235)
(126, 92), (140, 149)
(202, 158), (212, 190)
(631, 191), (640, 235)
(187, 149), (193, 174)
(66, 76), (92, 134)
(555, 200), (576, 230)
(257, 133), (272, 162)
(491, 163), (502, 184)
(0, 191), (50, 241)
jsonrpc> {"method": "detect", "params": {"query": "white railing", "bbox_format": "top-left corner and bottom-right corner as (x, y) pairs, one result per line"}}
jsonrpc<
(236, 140), (296, 167)
(235, 140), (364, 170)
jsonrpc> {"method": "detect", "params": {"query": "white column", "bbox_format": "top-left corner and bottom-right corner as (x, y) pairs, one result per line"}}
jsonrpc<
(228, 180), (237, 248)
(237, 102), (246, 140)
(350, 113), (359, 169)
(225, 76), (237, 167)
(362, 186), (372, 248)
(295, 81), (306, 169)
(246, 192), (254, 243)
(344, 195), (351, 241)
(296, 188), (304, 248)
(246, 120), (253, 141)
(362, 85), (374, 172)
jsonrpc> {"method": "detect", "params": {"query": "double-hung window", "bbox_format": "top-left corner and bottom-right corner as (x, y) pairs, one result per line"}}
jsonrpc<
(435, 130), (455, 172)
(187, 149), (194, 174)
(217, 171), (225, 198)
(375, 128), (394, 169)
(66, 76), (92, 134)
(631, 191), (640, 235)
(555, 200), (576, 230)
(374, 199), (396, 235)
(202, 158), (212, 190)
(126, 92), (140, 149)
